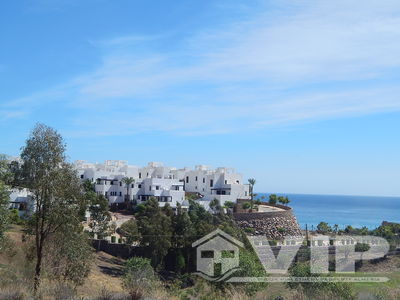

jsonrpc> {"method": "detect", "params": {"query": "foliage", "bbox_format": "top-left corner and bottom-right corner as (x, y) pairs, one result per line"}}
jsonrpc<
(209, 198), (222, 214)
(172, 203), (194, 248)
(135, 197), (173, 267)
(8, 209), (24, 225)
(288, 262), (355, 299)
(278, 196), (290, 206)
(122, 257), (156, 300)
(122, 177), (135, 206)
(242, 202), (251, 210)
(268, 194), (277, 205)
(223, 201), (235, 209)
(247, 178), (256, 209)
(244, 227), (255, 234)
(316, 221), (332, 234)
(0, 181), (10, 251)
(355, 242), (370, 253)
(119, 219), (140, 245)
(18, 123), (91, 291)
(187, 200), (215, 239)
(88, 193), (110, 239)
(43, 228), (94, 286)
(234, 248), (268, 295)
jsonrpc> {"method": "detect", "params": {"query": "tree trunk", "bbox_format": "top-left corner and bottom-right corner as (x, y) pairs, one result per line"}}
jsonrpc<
(34, 234), (43, 293)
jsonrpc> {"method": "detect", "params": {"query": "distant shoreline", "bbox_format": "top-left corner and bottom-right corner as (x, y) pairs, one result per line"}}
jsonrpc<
(256, 193), (400, 229)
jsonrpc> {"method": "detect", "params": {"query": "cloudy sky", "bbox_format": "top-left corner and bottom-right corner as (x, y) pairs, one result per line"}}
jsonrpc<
(1, 0), (400, 196)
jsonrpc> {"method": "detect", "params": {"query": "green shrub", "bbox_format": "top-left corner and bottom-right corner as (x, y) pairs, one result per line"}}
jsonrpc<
(123, 257), (156, 300)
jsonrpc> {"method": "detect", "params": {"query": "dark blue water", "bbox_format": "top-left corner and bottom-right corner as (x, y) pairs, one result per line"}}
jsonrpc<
(257, 193), (400, 230)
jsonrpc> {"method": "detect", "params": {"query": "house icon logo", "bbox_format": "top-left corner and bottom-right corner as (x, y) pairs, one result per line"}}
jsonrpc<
(192, 229), (244, 281)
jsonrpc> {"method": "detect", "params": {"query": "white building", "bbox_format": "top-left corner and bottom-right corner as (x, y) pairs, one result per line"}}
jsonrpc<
(8, 188), (35, 217)
(74, 160), (250, 210)
(178, 165), (250, 206)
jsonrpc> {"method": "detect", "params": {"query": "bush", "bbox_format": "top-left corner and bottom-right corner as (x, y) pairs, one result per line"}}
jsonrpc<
(8, 209), (23, 225)
(244, 227), (255, 234)
(288, 262), (355, 299)
(123, 257), (156, 300)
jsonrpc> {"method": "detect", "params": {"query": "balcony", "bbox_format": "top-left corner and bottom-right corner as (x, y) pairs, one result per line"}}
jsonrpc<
(211, 188), (231, 195)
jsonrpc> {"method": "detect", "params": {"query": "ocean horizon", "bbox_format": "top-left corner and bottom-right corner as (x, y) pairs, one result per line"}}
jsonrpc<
(257, 193), (400, 230)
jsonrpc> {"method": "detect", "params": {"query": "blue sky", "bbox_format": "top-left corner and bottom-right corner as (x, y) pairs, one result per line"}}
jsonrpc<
(1, 0), (400, 196)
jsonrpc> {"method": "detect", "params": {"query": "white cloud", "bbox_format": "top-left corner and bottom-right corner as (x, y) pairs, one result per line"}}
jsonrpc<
(4, 0), (400, 136)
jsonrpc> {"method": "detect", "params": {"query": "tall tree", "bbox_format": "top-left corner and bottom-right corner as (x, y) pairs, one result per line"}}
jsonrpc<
(173, 203), (193, 248)
(119, 218), (140, 245)
(247, 178), (256, 210)
(135, 197), (173, 267)
(19, 124), (88, 291)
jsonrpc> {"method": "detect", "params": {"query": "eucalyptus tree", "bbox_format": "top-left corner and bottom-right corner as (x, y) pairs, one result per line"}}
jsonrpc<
(19, 124), (90, 291)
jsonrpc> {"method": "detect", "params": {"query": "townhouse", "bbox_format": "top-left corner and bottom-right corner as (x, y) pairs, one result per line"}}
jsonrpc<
(75, 160), (250, 210)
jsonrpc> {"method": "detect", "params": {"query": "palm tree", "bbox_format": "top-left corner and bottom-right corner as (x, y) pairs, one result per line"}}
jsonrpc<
(122, 177), (135, 208)
(333, 224), (339, 234)
(248, 178), (256, 211)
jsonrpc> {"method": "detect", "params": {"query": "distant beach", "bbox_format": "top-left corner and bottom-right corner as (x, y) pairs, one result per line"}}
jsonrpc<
(257, 193), (400, 230)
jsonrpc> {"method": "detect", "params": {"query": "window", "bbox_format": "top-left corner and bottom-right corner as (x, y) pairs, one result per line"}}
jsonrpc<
(138, 184), (142, 188)
(245, 191), (248, 196)
(105, 192), (108, 196)
(195, 176), (198, 181)
(80, 174), (84, 179)
(210, 179), (213, 187)
(201, 251), (214, 258)
(119, 192), (122, 196)
(139, 172), (142, 178)
(120, 182), (122, 186)
(131, 184), (134, 188)
(156, 186), (160, 190)
(186, 176), (189, 183)
(225, 180), (227, 184)
(236, 180), (240, 184)
(203, 178), (205, 183)
(149, 186), (151, 191)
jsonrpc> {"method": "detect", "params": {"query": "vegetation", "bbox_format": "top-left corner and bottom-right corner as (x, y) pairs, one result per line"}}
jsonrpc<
(317, 221), (333, 234)
(288, 262), (355, 299)
(0, 156), (11, 252)
(0, 124), (399, 299)
(278, 195), (290, 206)
(122, 257), (156, 300)
(247, 178), (256, 210)
(119, 219), (140, 245)
(14, 124), (93, 292)
(135, 198), (173, 267)
(121, 177), (135, 207)
(269, 193), (277, 205)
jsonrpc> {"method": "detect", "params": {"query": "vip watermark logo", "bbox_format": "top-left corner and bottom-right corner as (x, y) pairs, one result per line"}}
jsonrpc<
(192, 229), (243, 281)
(192, 230), (392, 283)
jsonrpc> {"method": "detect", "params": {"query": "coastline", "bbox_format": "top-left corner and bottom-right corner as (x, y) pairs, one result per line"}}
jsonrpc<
(257, 193), (400, 229)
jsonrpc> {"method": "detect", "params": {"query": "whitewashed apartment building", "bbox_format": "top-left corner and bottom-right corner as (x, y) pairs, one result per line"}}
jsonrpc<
(74, 160), (250, 210)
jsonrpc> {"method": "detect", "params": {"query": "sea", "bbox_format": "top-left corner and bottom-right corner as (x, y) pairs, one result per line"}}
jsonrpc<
(257, 193), (400, 230)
